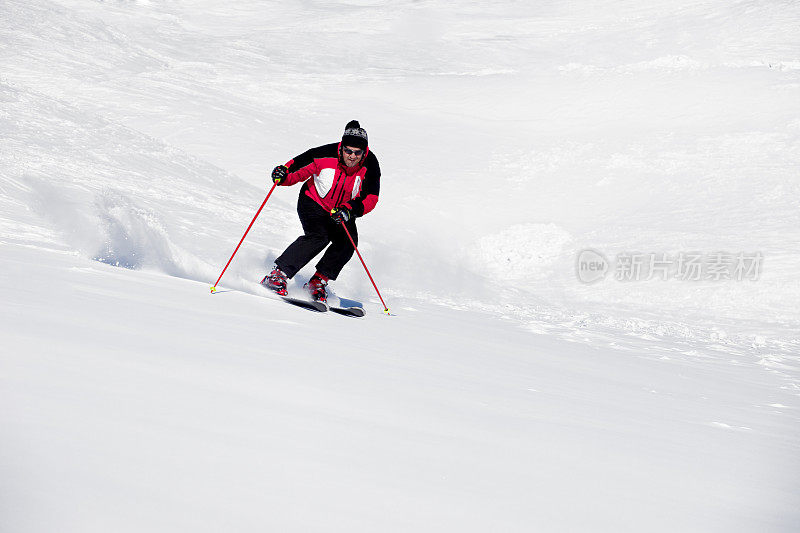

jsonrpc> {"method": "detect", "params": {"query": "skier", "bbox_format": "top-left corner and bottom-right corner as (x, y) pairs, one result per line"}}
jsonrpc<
(261, 120), (381, 305)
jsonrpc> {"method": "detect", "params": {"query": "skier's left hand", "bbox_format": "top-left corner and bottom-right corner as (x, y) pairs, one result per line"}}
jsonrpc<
(330, 206), (351, 223)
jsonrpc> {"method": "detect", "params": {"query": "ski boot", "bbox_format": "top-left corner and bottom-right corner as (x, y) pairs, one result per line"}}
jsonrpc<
(305, 274), (328, 305)
(261, 266), (288, 296)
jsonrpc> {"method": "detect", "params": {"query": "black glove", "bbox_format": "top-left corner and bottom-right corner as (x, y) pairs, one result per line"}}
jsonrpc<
(330, 206), (352, 223)
(271, 165), (288, 185)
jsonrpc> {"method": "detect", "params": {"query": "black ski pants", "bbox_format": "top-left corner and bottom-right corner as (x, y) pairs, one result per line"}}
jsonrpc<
(275, 192), (358, 281)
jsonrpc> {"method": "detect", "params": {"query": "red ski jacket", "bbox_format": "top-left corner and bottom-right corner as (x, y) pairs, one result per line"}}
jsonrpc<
(280, 142), (381, 218)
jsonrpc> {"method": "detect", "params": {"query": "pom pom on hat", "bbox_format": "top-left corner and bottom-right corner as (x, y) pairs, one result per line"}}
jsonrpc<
(342, 120), (368, 150)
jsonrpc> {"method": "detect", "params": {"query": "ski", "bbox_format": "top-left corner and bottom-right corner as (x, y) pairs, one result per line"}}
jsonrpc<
(328, 295), (366, 317)
(331, 306), (365, 317)
(259, 277), (364, 316)
(281, 295), (329, 312)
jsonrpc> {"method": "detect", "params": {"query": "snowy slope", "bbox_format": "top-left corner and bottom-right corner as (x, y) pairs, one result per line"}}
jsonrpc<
(2, 1), (799, 531)
(3, 245), (798, 532)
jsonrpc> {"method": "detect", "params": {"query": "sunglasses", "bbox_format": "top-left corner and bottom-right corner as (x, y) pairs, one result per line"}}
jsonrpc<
(342, 147), (364, 157)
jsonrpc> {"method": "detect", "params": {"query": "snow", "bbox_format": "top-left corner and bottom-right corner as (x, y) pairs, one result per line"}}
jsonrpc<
(1, 1), (799, 531)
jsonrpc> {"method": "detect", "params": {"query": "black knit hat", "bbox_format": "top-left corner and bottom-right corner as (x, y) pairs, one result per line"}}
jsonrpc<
(341, 120), (368, 150)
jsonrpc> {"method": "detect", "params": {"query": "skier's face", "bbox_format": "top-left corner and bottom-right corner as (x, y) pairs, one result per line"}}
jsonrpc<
(342, 145), (364, 167)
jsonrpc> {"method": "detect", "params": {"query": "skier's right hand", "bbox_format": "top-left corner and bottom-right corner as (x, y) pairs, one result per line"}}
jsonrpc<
(271, 165), (288, 185)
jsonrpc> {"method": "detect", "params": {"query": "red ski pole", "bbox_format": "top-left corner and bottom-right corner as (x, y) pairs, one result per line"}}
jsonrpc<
(338, 219), (391, 315)
(210, 183), (277, 293)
